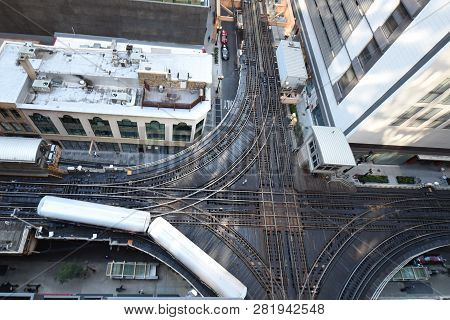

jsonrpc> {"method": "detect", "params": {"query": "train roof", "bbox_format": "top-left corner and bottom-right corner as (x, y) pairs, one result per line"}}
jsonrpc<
(0, 137), (44, 163)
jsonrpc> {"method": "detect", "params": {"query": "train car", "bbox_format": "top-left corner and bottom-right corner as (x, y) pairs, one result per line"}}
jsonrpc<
(36, 196), (247, 299)
(0, 137), (61, 177)
(147, 217), (247, 299)
(37, 196), (151, 233)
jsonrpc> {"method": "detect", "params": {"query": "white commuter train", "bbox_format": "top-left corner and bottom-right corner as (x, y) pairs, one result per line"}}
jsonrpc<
(37, 196), (247, 299)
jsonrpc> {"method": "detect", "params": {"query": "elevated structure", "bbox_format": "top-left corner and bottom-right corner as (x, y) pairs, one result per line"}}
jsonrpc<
(0, 37), (213, 151)
(299, 126), (356, 173)
(292, 0), (450, 163)
(0, 137), (61, 177)
(275, 40), (308, 104)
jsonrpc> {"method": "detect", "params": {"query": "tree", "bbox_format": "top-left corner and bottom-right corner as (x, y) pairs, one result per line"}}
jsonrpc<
(56, 262), (84, 284)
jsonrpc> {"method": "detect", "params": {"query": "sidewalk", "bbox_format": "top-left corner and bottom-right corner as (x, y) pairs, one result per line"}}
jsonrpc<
(341, 162), (450, 189)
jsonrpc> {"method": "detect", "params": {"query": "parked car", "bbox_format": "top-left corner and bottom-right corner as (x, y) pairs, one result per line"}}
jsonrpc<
(221, 30), (228, 45)
(415, 255), (446, 265)
(221, 45), (229, 61)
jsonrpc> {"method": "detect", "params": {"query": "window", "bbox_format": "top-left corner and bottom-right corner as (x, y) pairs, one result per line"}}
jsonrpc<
(0, 109), (10, 119)
(194, 119), (204, 139)
(173, 122), (192, 142)
(22, 123), (34, 133)
(426, 112), (450, 128)
(96, 142), (120, 152)
(0, 122), (13, 131)
(61, 140), (90, 150)
(30, 113), (59, 134)
(117, 119), (138, 139)
(358, 39), (381, 72)
(408, 108), (442, 127)
(337, 67), (357, 97)
(89, 117), (113, 137)
(60, 115), (86, 136)
(10, 109), (22, 119)
(11, 122), (24, 131)
(121, 143), (138, 153)
(390, 106), (424, 126)
(308, 140), (316, 154)
(418, 79), (450, 103)
(381, 3), (410, 39)
(146, 121), (165, 140)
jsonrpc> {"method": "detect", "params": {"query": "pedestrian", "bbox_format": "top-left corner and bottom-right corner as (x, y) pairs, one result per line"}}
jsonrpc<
(138, 289), (144, 294)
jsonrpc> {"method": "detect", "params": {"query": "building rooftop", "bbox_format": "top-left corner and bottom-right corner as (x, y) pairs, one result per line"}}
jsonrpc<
(0, 38), (212, 118)
(312, 126), (356, 167)
(0, 220), (32, 254)
(276, 40), (308, 88)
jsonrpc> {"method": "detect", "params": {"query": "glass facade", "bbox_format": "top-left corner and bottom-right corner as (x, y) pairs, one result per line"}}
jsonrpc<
(173, 122), (192, 142)
(89, 117), (113, 137)
(390, 106), (424, 126)
(30, 113), (59, 134)
(146, 121), (165, 140)
(117, 119), (139, 139)
(60, 115), (87, 136)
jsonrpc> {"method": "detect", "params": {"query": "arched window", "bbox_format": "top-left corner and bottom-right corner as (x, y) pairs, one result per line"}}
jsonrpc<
(29, 113), (59, 134)
(89, 117), (113, 137)
(60, 115), (86, 136)
(173, 122), (192, 142)
(117, 119), (138, 139)
(146, 121), (165, 140)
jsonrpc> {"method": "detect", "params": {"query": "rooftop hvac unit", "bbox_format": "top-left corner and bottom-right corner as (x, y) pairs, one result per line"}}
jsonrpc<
(130, 51), (146, 64)
(19, 43), (36, 58)
(110, 91), (131, 104)
(32, 79), (52, 93)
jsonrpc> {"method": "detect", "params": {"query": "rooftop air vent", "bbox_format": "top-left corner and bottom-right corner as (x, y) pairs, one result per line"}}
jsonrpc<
(32, 79), (52, 93)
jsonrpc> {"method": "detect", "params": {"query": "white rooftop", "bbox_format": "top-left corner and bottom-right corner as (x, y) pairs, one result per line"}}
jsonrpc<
(0, 137), (43, 163)
(0, 38), (212, 107)
(276, 40), (308, 86)
(312, 126), (356, 166)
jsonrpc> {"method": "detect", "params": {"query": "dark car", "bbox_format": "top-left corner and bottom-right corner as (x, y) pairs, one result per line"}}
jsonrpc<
(415, 255), (446, 265)
(221, 45), (229, 61)
(221, 30), (228, 45)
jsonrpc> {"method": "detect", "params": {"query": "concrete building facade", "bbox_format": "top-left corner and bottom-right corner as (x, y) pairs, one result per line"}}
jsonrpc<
(0, 37), (212, 152)
(291, 0), (450, 161)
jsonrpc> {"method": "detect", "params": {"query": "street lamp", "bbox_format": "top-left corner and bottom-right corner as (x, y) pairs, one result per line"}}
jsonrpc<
(216, 75), (224, 94)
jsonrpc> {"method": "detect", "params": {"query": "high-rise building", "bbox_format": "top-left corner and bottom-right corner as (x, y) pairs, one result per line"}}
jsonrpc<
(291, 0), (450, 162)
